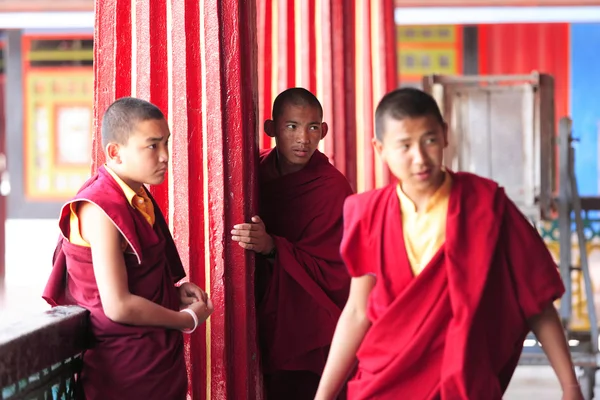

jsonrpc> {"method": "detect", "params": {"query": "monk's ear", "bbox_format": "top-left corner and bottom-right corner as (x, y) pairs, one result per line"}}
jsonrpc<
(106, 142), (122, 163)
(372, 137), (384, 160)
(320, 122), (329, 139)
(264, 119), (275, 138)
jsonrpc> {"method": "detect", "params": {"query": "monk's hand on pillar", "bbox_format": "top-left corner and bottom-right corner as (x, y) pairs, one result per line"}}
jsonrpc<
(178, 282), (208, 306)
(231, 215), (275, 255)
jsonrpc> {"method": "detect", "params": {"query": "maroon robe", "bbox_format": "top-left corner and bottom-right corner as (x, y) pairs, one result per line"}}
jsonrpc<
(341, 171), (565, 399)
(257, 148), (353, 397)
(42, 166), (187, 400)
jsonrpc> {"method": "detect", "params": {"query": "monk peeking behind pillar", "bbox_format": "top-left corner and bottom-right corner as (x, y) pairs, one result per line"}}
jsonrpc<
(43, 98), (213, 400)
(231, 88), (353, 400)
(315, 87), (584, 400)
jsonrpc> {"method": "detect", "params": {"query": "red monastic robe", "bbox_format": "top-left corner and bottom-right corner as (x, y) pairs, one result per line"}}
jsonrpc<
(341, 171), (565, 400)
(42, 166), (187, 400)
(257, 149), (353, 378)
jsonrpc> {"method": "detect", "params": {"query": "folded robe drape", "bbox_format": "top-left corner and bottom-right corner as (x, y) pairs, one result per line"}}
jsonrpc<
(341, 171), (565, 400)
(256, 148), (353, 376)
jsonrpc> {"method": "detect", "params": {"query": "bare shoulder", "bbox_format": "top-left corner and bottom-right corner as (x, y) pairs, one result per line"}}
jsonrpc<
(78, 201), (121, 246)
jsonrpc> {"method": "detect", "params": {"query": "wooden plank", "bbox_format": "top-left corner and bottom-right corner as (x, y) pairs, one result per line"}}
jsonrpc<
(0, 0), (93, 12)
(395, 0), (600, 6)
(0, 306), (89, 388)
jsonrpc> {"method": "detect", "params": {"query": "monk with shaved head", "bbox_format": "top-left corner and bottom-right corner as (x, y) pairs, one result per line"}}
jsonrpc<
(232, 88), (353, 399)
(44, 97), (213, 400)
(315, 88), (582, 400)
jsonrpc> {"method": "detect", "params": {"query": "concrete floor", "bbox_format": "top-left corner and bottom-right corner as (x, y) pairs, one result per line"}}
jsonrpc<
(505, 366), (565, 399)
(0, 219), (588, 398)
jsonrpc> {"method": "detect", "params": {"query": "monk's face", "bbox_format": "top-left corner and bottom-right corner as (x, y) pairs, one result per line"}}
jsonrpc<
(108, 118), (170, 187)
(374, 114), (448, 194)
(269, 104), (327, 175)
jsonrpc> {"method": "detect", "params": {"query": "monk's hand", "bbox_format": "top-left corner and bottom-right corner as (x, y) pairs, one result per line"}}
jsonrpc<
(178, 282), (207, 306)
(187, 294), (214, 324)
(231, 215), (275, 255)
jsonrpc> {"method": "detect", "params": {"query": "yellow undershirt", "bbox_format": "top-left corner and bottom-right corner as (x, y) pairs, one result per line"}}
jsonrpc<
(397, 172), (452, 276)
(68, 166), (155, 248)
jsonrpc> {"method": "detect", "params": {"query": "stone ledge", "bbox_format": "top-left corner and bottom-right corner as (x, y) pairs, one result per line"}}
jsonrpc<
(0, 305), (89, 388)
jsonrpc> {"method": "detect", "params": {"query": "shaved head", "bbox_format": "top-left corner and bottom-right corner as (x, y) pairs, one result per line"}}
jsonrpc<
(101, 97), (165, 147)
(271, 88), (323, 120)
(375, 88), (444, 141)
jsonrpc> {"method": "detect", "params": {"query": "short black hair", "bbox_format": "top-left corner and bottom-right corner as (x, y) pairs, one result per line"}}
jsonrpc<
(101, 97), (165, 147)
(374, 88), (444, 141)
(271, 87), (323, 120)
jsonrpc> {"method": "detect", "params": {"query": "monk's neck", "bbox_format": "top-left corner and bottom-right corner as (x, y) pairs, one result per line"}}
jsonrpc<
(105, 163), (143, 193)
(122, 178), (143, 194)
(275, 150), (305, 177)
(401, 173), (446, 213)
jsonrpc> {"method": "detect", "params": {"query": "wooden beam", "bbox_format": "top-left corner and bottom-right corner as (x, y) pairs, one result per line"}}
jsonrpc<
(394, 0), (600, 7)
(0, 0), (93, 12)
(0, 306), (89, 388)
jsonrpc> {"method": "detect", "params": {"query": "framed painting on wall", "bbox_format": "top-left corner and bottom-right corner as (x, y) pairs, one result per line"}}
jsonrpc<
(24, 67), (93, 201)
(397, 25), (463, 87)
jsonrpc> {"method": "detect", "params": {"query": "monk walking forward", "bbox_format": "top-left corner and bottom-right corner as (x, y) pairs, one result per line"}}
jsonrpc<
(315, 88), (583, 400)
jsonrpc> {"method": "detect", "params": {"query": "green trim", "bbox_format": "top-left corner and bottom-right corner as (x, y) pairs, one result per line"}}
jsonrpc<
(539, 218), (600, 242)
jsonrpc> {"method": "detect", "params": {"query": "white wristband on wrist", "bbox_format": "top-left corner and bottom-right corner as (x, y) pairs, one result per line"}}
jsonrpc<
(180, 308), (199, 334)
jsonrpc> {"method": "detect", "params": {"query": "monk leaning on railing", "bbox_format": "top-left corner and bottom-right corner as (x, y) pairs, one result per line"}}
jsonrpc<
(42, 98), (213, 400)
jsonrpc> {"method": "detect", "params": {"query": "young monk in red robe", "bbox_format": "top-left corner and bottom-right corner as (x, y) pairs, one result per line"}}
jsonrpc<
(315, 88), (584, 400)
(42, 97), (214, 400)
(231, 88), (353, 399)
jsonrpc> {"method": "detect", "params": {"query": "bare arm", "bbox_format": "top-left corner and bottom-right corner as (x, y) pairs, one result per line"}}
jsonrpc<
(529, 303), (582, 398)
(80, 202), (212, 330)
(315, 275), (376, 400)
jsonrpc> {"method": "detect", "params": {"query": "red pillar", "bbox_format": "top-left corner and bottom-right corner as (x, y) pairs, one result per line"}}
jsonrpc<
(93, 1), (261, 399)
(257, 0), (397, 192)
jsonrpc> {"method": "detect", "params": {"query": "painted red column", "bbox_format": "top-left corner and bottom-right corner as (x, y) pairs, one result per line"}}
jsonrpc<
(257, 0), (397, 192)
(93, 1), (261, 399)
